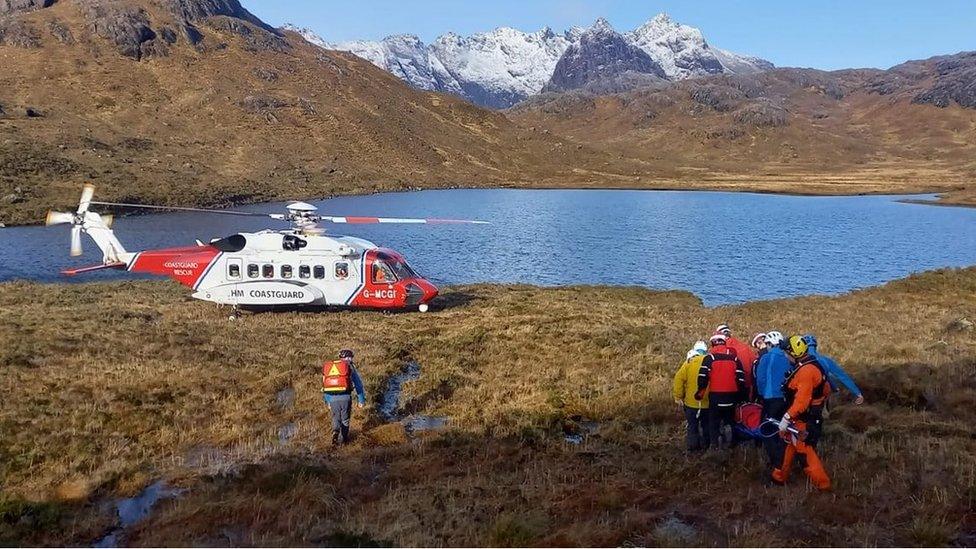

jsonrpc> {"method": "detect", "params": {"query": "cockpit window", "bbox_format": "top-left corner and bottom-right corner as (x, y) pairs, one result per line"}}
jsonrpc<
(372, 261), (396, 284)
(390, 261), (417, 280)
(377, 254), (418, 280)
(375, 253), (418, 280)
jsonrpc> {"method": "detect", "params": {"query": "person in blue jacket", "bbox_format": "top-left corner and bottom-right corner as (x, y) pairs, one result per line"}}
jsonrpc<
(802, 334), (865, 405)
(754, 331), (791, 469)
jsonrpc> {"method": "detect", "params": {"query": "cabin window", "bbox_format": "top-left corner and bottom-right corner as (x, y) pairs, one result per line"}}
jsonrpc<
(313, 265), (326, 279)
(247, 264), (259, 278)
(335, 262), (349, 280)
(228, 263), (241, 279)
(262, 264), (274, 278)
(299, 265), (311, 279)
(372, 261), (396, 284)
(281, 265), (293, 279)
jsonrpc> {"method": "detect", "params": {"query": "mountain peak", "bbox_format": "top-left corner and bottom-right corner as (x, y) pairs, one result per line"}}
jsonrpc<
(588, 17), (615, 35)
(650, 13), (675, 26)
(632, 12), (684, 39)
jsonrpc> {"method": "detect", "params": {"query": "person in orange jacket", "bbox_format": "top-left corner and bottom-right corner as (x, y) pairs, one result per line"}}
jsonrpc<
(771, 336), (831, 491)
(716, 324), (757, 400)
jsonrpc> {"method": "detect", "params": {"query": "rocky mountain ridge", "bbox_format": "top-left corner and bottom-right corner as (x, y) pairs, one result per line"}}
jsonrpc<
(286, 13), (771, 108)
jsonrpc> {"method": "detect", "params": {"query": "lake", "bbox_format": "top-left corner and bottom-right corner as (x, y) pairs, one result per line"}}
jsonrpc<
(1, 189), (974, 305)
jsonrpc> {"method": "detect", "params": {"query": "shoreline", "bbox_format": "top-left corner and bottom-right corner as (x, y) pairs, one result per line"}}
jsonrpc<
(3, 265), (974, 310)
(2, 178), (972, 228)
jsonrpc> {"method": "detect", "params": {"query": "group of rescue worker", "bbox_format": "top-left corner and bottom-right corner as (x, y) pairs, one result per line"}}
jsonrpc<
(672, 324), (864, 491)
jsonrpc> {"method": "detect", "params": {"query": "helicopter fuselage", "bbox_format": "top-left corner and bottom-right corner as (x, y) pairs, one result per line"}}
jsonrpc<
(125, 230), (438, 310)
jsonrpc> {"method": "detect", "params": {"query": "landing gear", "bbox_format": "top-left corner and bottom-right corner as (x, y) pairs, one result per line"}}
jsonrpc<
(229, 306), (240, 321)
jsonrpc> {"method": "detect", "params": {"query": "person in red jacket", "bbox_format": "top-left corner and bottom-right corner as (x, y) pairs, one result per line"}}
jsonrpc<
(771, 336), (831, 491)
(716, 324), (757, 400)
(695, 333), (747, 450)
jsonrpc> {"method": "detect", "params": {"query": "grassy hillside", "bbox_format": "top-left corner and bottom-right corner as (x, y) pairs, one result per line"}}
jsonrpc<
(1, 268), (974, 546)
(0, 0), (635, 226)
(511, 64), (976, 207)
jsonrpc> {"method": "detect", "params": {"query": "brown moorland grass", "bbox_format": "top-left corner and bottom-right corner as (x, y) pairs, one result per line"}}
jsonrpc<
(1, 268), (975, 546)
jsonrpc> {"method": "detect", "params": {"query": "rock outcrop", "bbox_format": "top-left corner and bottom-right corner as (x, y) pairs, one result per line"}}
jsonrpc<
(0, 0), (285, 58)
(0, 0), (56, 16)
(543, 19), (665, 93)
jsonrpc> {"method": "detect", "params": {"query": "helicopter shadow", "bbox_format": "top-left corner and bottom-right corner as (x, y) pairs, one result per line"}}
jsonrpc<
(235, 289), (481, 316)
(428, 289), (480, 311)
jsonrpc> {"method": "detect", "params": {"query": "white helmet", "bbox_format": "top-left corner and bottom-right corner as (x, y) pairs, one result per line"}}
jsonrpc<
(692, 340), (708, 355)
(765, 331), (784, 346)
(686, 349), (698, 360)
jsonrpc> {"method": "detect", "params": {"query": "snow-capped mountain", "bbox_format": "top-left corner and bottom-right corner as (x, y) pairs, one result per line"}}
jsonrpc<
(427, 27), (576, 108)
(544, 18), (666, 94)
(626, 13), (727, 79)
(285, 23), (576, 108)
(283, 15), (772, 108)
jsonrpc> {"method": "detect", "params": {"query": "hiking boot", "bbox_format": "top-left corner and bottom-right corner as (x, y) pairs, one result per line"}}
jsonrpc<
(331, 431), (340, 446)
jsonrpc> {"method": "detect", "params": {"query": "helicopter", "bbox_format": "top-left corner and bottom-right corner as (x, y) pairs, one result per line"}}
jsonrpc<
(46, 184), (487, 313)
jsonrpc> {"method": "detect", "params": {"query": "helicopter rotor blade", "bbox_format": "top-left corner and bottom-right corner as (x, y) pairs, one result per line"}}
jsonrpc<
(89, 201), (280, 219)
(70, 226), (83, 257)
(77, 184), (95, 215)
(46, 211), (74, 226)
(317, 216), (489, 225)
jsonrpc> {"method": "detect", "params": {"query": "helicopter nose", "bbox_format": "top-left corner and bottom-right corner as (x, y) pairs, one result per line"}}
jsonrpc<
(414, 278), (438, 303)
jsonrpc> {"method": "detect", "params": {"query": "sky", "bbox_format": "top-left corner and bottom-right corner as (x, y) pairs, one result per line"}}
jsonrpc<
(242, 1), (975, 70)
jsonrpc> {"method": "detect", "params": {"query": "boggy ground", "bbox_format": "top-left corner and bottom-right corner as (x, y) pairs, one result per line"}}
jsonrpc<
(1, 268), (975, 546)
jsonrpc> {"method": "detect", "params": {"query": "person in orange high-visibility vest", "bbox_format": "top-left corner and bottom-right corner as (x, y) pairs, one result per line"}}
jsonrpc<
(771, 336), (831, 491)
(323, 349), (366, 445)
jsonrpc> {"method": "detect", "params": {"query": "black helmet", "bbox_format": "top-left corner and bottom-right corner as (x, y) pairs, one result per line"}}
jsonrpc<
(338, 349), (354, 359)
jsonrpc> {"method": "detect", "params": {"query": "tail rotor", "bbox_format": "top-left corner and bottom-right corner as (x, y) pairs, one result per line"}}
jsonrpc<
(46, 184), (115, 257)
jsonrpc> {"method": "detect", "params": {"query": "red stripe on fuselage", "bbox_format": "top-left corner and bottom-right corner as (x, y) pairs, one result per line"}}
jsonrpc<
(128, 246), (220, 287)
(344, 217), (380, 224)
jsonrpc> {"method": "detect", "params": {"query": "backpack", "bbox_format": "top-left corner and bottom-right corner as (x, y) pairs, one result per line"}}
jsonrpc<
(322, 359), (351, 393)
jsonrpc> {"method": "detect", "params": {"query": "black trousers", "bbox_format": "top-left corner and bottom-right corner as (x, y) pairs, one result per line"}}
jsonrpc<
(761, 397), (787, 468)
(683, 405), (710, 451)
(707, 392), (740, 449)
(805, 404), (824, 448)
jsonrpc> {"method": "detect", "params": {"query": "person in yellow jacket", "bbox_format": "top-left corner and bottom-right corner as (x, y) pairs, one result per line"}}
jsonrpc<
(673, 340), (710, 452)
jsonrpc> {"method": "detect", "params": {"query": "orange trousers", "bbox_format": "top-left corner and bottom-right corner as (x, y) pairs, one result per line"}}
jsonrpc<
(771, 421), (831, 491)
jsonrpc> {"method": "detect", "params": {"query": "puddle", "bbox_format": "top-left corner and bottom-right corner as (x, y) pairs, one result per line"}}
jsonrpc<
(275, 386), (296, 410)
(277, 422), (297, 443)
(404, 415), (449, 434)
(377, 361), (421, 422)
(375, 362), (453, 440)
(563, 416), (601, 445)
(94, 481), (182, 547)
